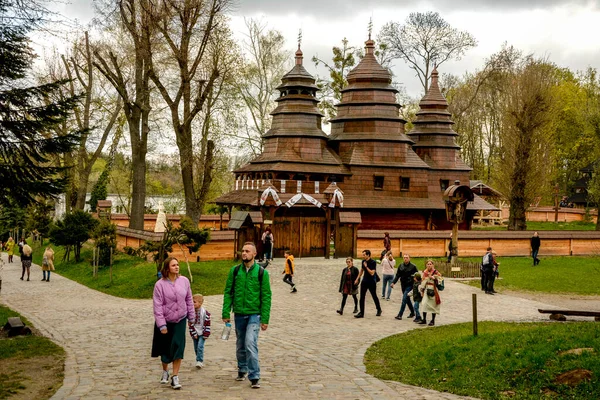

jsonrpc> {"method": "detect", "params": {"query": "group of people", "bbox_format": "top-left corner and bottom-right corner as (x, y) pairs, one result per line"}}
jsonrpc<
(336, 251), (444, 326)
(1, 237), (55, 282)
(152, 242), (272, 391)
(150, 230), (544, 391)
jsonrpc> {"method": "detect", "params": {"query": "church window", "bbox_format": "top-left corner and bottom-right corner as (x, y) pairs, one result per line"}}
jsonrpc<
(400, 177), (410, 191)
(440, 179), (449, 191)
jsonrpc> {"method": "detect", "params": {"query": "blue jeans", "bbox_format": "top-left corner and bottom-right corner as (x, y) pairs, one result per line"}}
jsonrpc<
(234, 314), (261, 380)
(397, 286), (414, 317)
(532, 249), (539, 263)
(43, 271), (51, 280)
(381, 274), (394, 299)
(192, 336), (205, 362)
(413, 301), (421, 319)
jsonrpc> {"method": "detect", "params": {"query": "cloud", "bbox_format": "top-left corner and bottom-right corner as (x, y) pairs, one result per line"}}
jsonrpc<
(235, 0), (596, 18)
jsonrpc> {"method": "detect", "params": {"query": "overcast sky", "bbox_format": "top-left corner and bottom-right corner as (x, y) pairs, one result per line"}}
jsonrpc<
(47, 0), (600, 98)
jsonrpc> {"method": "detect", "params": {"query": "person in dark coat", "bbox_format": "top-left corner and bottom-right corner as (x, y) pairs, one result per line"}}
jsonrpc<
(530, 232), (541, 266)
(354, 250), (382, 318)
(391, 254), (418, 320)
(337, 257), (359, 315)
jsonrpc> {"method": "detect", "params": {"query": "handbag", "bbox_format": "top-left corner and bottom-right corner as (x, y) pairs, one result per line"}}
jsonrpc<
(375, 272), (381, 283)
(436, 279), (445, 291)
(426, 288), (435, 297)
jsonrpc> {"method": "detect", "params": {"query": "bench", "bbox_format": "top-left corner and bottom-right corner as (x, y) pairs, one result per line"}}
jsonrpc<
(538, 309), (600, 321)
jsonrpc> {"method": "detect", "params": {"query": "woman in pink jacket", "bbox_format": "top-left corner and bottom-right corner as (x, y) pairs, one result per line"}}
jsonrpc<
(151, 257), (195, 390)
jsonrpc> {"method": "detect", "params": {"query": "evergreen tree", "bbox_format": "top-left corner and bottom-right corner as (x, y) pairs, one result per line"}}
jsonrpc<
(0, 0), (82, 207)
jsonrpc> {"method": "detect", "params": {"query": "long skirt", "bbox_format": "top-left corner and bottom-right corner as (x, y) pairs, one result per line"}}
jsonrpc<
(151, 318), (187, 364)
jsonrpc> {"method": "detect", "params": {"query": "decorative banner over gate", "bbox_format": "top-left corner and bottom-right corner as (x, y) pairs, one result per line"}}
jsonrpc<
(328, 188), (344, 208)
(259, 187), (282, 206)
(285, 193), (322, 208)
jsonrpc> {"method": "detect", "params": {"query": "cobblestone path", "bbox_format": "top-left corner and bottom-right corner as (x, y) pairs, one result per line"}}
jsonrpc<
(1, 254), (555, 399)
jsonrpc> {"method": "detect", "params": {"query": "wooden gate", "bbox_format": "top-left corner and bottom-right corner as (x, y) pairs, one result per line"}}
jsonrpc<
(335, 224), (355, 258)
(273, 208), (327, 258)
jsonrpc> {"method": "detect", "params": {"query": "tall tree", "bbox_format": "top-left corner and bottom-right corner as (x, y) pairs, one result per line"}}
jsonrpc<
(94, 0), (154, 230)
(379, 11), (477, 94)
(147, 0), (231, 225)
(0, 0), (82, 207)
(496, 56), (558, 230)
(63, 32), (123, 211)
(234, 18), (288, 156)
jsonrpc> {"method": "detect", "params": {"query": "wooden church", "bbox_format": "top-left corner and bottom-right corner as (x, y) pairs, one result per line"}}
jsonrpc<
(215, 36), (496, 258)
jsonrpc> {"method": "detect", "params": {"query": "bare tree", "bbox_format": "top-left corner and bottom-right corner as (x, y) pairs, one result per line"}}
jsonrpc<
(146, 0), (231, 225)
(234, 18), (288, 156)
(63, 32), (123, 210)
(93, 0), (154, 230)
(379, 11), (477, 94)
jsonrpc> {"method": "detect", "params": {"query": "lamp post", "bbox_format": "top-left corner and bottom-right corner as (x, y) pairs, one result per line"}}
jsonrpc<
(443, 180), (474, 264)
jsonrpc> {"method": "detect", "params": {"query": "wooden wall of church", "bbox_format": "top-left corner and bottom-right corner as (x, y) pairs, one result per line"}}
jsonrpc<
(273, 207), (327, 258)
(358, 210), (428, 230)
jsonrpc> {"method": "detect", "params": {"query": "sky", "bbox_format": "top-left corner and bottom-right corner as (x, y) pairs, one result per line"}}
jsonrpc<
(43, 0), (600, 99)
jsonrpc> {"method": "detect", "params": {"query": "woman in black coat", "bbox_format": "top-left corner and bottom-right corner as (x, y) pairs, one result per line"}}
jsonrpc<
(337, 257), (359, 315)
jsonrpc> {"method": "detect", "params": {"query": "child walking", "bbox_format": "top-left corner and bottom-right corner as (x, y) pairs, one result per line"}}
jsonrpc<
(410, 273), (423, 323)
(189, 294), (211, 368)
(282, 250), (297, 293)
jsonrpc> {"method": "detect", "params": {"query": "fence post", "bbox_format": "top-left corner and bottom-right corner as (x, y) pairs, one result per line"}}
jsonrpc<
(109, 247), (113, 284)
(472, 293), (478, 336)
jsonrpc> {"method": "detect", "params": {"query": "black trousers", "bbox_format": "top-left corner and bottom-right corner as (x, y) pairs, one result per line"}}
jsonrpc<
(340, 293), (358, 311)
(283, 274), (294, 288)
(483, 267), (495, 292)
(359, 281), (381, 314)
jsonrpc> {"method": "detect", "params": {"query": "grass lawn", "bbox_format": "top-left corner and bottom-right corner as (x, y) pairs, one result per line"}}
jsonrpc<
(365, 321), (600, 399)
(439, 256), (600, 295)
(472, 221), (597, 231)
(30, 241), (236, 299)
(0, 305), (65, 399)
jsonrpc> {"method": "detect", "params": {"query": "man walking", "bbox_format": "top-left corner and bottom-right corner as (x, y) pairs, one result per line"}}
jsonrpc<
(481, 247), (495, 295)
(391, 254), (418, 320)
(530, 232), (541, 266)
(222, 242), (272, 389)
(354, 250), (382, 318)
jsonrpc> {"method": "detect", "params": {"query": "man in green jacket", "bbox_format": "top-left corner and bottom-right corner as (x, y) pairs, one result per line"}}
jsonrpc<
(222, 242), (272, 389)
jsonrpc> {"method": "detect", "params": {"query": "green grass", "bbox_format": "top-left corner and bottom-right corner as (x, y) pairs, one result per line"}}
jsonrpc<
(365, 321), (600, 399)
(0, 305), (65, 399)
(472, 221), (597, 231)
(0, 305), (64, 360)
(449, 256), (600, 295)
(31, 242), (235, 299)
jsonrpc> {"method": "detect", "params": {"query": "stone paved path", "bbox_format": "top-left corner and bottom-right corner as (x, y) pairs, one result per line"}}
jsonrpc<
(0, 254), (560, 399)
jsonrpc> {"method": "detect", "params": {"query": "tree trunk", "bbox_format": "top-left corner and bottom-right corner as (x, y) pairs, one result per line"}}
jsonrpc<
(178, 125), (200, 225)
(196, 140), (215, 218)
(508, 129), (531, 231)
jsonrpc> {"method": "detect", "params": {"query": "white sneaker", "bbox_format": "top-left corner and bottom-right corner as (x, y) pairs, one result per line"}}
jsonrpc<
(195, 361), (204, 369)
(160, 370), (169, 384)
(171, 375), (181, 390)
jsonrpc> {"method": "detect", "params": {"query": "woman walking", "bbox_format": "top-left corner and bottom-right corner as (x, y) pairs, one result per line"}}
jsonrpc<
(6, 237), (15, 263)
(42, 246), (55, 281)
(20, 244), (33, 281)
(337, 257), (359, 315)
(152, 257), (195, 390)
(418, 259), (444, 326)
(380, 251), (395, 300)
